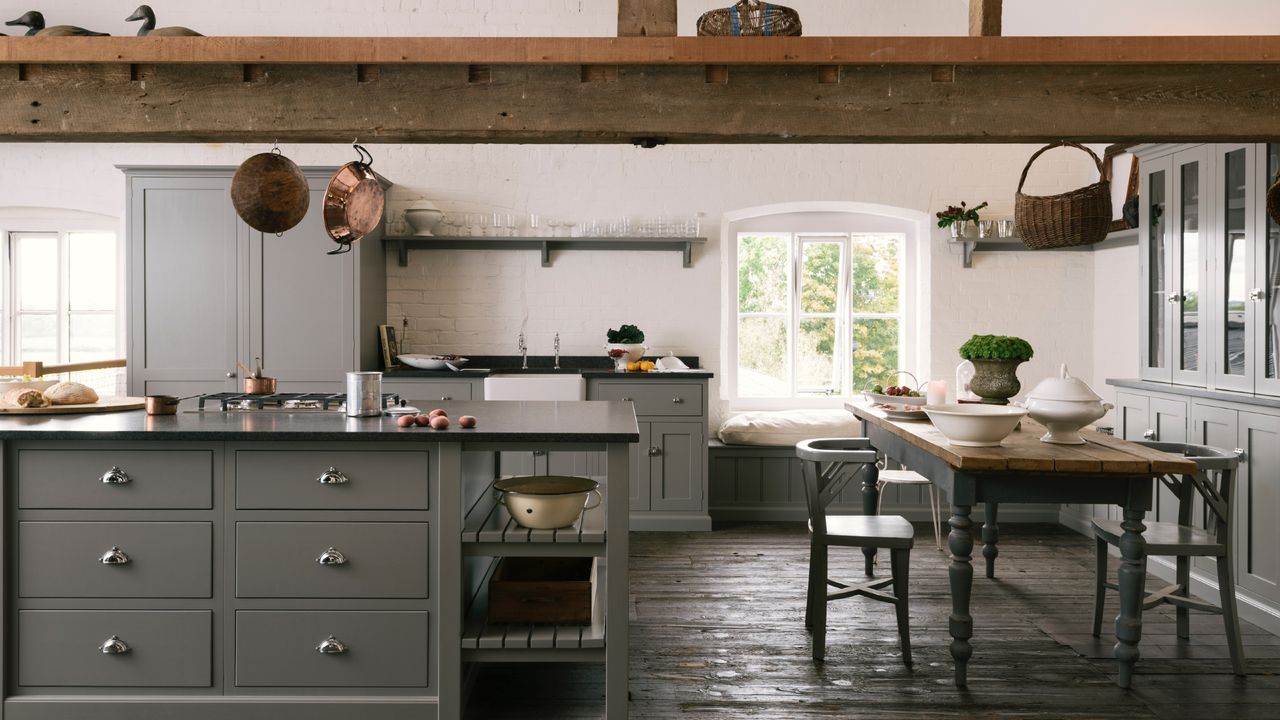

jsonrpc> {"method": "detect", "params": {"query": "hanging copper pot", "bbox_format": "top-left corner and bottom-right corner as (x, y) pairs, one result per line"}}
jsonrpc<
(231, 148), (310, 234)
(323, 144), (385, 255)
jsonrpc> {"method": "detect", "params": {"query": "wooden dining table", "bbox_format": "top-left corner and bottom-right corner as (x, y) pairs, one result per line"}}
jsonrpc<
(845, 402), (1198, 689)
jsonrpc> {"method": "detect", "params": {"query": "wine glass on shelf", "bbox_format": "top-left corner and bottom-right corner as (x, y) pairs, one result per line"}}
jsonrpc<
(477, 213), (490, 237)
(492, 212), (506, 238)
(528, 214), (541, 237)
(505, 213), (518, 237)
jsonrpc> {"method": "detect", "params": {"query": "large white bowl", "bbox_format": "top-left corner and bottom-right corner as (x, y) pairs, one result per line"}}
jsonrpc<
(922, 403), (1027, 447)
(493, 476), (602, 529)
(397, 354), (469, 371)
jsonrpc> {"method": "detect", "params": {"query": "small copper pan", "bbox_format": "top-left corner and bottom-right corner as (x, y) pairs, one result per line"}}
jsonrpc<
(324, 144), (385, 255)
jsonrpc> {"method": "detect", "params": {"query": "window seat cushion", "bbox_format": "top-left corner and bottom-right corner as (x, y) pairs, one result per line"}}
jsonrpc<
(716, 409), (859, 447)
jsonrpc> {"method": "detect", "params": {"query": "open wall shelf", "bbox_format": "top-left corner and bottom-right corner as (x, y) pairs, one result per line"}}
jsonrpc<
(385, 236), (707, 268)
(956, 227), (1138, 268)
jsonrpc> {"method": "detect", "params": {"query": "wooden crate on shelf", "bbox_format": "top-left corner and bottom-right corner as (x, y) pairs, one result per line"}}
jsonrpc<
(488, 557), (596, 625)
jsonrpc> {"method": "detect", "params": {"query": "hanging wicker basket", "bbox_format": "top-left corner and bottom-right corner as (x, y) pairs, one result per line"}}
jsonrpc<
(1014, 142), (1112, 250)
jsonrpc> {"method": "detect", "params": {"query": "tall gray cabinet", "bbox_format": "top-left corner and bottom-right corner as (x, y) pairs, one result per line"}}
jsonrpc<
(1078, 141), (1280, 636)
(124, 167), (386, 399)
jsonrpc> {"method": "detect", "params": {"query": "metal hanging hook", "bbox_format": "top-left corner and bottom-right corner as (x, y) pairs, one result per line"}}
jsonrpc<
(353, 143), (373, 167)
(270, 139), (280, 155)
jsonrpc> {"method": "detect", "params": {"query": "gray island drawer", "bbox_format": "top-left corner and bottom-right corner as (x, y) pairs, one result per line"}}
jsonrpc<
(18, 610), (212, 687)
(236, 610), (428, 687)
(235, 450), (431, 510)
(593, 381), (705, 417)
(17, 449), (213, 509)
(236, 522), (429, 598)
(19, 522), (212, 598)
(384, 380), (474, 402)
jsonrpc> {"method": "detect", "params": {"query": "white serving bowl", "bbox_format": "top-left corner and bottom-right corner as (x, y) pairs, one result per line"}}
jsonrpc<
(604, 343), (647, 362)
(1022, 364), (1112, 444)
(863, 390), (926, 406)
(397, 354), (469, 371)
(493, 475), (602, 529)
(922, 403), (1027, 447)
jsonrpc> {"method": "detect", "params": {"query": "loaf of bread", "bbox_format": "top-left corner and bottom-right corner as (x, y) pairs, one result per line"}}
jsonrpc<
(3, 387), (50, 408)
(44, 381), (99, 405)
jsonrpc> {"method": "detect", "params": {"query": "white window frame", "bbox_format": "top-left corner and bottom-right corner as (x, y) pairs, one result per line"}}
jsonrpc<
(720, 201), (930, 411)
(0, 210), (123, 366)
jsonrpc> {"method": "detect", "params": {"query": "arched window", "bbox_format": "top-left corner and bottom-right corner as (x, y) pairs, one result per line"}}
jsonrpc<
(720, 201), (928, 407)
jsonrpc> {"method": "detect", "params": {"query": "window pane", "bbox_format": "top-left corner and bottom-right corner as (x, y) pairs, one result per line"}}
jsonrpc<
(849, 234), (902, 313)
(797, 317), (837, 394)
(737, 316), (788, 397)
(1223, 149), (1247, 376)
(69, 314), (117, 361)
(738, 234), (789, 313)
(69, 232), (118, 311)
(800, 242), (841, 313)
(16, 233), (58, 311)
(851, 318), (899, 392)
(19, 314), (57, 363)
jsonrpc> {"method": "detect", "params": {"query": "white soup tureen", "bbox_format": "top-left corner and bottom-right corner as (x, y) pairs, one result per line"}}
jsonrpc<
(1023, 364), (1113, 445)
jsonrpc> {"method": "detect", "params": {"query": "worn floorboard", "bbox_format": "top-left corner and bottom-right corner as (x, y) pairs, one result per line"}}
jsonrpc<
(464, 523), (1280, 719)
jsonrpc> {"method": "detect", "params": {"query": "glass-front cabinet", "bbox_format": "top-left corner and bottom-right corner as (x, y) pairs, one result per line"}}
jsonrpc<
(1139, 142), (1280, 395)
(1141, 147), (1207, 385)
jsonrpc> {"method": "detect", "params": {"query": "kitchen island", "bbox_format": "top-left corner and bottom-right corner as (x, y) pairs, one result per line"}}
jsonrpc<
(0, 400), (637, 720)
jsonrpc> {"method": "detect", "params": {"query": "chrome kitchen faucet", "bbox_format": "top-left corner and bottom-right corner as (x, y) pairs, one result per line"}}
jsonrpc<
(518, 332), (528, 369)
(554, 333), (561, 369)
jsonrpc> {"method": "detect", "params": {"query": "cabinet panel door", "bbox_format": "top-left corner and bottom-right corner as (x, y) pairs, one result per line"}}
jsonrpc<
(128, 176), (239, 393)
(1110, 392), (1151, 520)
(649, 421), (705, 512)
(1172, 147), (1209, 386)
(630, 423), (651, 511)
(1211, 143), (1258, 392)
(1151, 397), (1189, 524)
(1190, 402), (1238, 575)
(1254, 143), (1280, 396)
(249, 181), (355, 382)
(1140, 155), (1174, 382)
(1237, 410), (1280, 603)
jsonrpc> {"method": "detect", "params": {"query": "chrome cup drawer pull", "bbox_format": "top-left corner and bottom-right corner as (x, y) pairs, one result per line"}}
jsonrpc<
(100, 467), (130, 485)
(100, 635), (131, 655)
(671, 397), (684, 404)
(316, 547), (348, 566)
(99, 546), (131, 565)
(315, 635), (348, 655)
(316, 467), (349, 485)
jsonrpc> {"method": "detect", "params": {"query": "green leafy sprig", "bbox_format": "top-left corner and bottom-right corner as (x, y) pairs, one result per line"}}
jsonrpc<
(606, 324), (645, 344)
(958, 334), (1034, 361)
(936, 201), (989, 229)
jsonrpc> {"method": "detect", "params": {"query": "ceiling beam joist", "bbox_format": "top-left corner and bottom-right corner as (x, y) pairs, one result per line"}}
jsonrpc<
(4, 62), (1280, 144)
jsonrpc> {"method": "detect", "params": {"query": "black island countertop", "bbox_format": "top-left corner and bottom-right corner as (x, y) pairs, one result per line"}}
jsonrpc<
(383, 355), (713, 379)
(0, 400), (640, 443)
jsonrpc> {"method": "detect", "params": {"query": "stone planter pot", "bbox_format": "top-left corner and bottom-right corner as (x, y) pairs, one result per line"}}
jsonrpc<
(969, 358), (1026, 405)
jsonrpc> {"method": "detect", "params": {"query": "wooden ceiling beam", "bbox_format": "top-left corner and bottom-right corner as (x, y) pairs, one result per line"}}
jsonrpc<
(3, 62), (1279, 144)
(5, 35), (1280, 66)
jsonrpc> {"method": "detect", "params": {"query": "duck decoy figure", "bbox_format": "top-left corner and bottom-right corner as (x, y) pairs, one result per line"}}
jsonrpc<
(5, 11), (109, 36)
(125, 5), (202, 37)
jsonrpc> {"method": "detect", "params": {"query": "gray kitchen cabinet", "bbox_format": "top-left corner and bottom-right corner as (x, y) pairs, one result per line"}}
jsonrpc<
(125, 167), (386, 399)
(383, 378), (480, 404)
(1236, 409), (1280, 604)
(587, 377), (711, 531)
(1108, 391), (1187, 524)
(235, 611), (430, 688)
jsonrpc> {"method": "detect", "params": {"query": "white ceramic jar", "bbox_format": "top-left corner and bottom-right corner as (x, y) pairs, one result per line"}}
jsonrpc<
(1022, 364), (1113, 444)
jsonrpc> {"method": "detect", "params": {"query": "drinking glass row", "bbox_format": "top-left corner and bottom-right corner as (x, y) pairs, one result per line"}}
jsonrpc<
(424, 213), (702, 238)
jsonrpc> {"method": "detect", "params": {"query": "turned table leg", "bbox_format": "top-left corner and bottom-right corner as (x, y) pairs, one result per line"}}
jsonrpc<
(982, 502), (999, 579)
(948, 502), (975, 687)
(861, 463), (880, 576)
(1115, 505), (1148, 689)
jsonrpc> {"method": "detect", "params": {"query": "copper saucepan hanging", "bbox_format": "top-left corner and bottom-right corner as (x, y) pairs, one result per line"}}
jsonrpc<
(323, 144), (385, 255)
(231, 146), (310, 234)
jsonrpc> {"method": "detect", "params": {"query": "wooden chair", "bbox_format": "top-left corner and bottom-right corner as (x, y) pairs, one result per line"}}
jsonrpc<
(796, 438), (914, 666)
(1090, 441), (1245, 674)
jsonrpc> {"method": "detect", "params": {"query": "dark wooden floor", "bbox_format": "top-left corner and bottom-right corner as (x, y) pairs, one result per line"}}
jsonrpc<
(465, 523), (1280, 719)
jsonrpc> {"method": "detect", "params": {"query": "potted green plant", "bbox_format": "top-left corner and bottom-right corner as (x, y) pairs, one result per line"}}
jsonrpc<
(958, 334), (1034, 405)
(605, 324), (647, 368)
(936, 201), (989, 239)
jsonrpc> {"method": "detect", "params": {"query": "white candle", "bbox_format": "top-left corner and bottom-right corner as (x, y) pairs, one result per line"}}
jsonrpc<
(927, 379), (948, 406)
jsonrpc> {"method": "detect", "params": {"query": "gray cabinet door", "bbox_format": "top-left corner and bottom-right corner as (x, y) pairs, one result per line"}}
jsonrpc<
(1151, 396), (1189, 524)
(236, 522), (429, 599)
(234, 450), (431, 510)
(649, 421), (705, 512)
(1190, 402), (1238, 575)
(248, 179), (357, 383)
(17, 449), (213, 510)
(18, 522), (212, 598)
(17, 610), (212, 688)
(1140, 153), (1175, 383)
(1237, 410), (1280, 603)
(383, 379), (477, 403)
(630, 422), (651, 511)
(1210, 143), (1260, 392)
(128, 175), (240, 395)
(235, 611), (428, 688)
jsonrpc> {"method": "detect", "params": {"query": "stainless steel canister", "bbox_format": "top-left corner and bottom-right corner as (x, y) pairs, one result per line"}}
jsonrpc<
(345, 371), (383, 417)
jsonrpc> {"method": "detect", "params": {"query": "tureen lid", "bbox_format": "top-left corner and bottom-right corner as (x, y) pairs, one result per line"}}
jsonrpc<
(1027, 364), (1102, 402)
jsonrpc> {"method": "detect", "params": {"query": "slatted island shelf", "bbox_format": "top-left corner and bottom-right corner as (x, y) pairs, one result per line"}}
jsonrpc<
(0, 400), (638, 720)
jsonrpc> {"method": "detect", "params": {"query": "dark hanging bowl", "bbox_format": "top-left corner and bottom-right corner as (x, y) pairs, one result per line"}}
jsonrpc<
(231, 152), (310, 234)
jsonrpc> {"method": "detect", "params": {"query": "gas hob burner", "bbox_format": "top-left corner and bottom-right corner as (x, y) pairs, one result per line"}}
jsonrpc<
(196, 392), (400, 412)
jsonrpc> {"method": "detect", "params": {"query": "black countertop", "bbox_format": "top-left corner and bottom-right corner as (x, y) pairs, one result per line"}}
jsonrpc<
(383, 355), (712, 379)
(0, 401), (640, 443)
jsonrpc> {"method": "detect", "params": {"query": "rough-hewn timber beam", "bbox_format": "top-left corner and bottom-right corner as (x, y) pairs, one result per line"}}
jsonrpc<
(618, 0), (677, 37)
(5, 35), (1280, 66)
(3, 63), (1279, 143)
(969, 0), (1002, 37)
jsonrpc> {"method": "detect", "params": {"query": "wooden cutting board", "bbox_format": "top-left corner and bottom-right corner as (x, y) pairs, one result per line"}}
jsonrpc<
(0, 396), (146, 415)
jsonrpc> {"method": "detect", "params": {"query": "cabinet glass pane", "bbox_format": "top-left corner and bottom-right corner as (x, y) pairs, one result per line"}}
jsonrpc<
(1223, 149), (1248, 376)
(1267, 144), (1280, 380)
(1148, 169), (1166, 369)
(1179, 162), (1200, 371)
